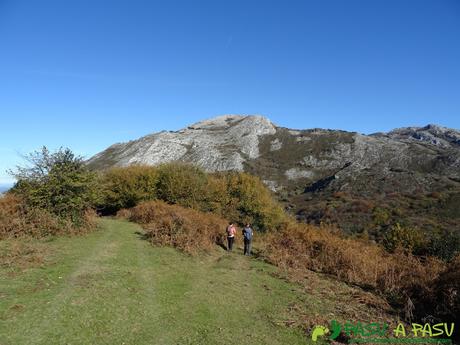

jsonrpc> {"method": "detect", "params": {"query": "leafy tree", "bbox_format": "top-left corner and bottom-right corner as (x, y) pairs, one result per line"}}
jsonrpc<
(9, 147), (98, 223)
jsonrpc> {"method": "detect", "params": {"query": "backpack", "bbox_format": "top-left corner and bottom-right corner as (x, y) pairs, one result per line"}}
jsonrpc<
(243, 227), (253, 240)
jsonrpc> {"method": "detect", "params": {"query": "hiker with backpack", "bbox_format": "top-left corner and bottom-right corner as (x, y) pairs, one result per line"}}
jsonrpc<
(242, 223), (253, 256)
(226, 222), (236, 251)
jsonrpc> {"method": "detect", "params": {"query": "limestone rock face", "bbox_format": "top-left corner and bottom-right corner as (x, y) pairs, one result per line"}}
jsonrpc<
(381, 124), (460, 148)
(88, 115), (276, 172)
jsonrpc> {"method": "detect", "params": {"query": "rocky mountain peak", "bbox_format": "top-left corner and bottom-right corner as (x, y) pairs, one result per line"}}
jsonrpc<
(88, 114), (277, 172)
(385, 124), (460, 148)
(185, 114), (276, 132)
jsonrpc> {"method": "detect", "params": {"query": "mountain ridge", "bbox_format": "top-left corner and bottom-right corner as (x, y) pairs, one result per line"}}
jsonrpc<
(88, 114), (460, 170)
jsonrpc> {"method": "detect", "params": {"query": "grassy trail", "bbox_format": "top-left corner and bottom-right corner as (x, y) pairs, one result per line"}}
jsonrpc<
(0, 219), (312, 345)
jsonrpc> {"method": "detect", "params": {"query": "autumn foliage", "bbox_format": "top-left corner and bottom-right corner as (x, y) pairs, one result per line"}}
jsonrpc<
(126, 200), (227, 255)
(0, 194), (95, 239)
(102, 163), (287, 231)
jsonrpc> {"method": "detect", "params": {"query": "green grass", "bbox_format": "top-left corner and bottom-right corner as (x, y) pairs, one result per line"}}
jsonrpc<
(0, 219), (324, 345)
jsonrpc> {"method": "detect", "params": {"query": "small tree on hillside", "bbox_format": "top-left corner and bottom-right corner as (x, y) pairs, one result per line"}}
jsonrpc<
(9, 147), (99, 223)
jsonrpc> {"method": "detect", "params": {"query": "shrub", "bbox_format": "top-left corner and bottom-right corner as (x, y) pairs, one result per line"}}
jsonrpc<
(9, 147), (99, 224)
(429, 255), (460, 323)
(263, 221), (445, 309)
(427, 230), (460, 261)
(203, 173), (233, 215)
(0, 194), (60, 238)
(127, 200), (227, 255)
(100, 165), (158, 213)
(383, 223), (427, 254)
(2, 147), (98, 237)
(115, 208), (132, 219)
(105, 164), (288, 232)
(372, 207), (391, 227)
(219, 172), (288, 231)
(155, 163), (209, 209)
(0, 194), (96, 239)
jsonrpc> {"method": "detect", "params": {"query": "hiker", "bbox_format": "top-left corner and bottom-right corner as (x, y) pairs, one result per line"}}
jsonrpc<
(242, 223), (253, 256)
(226, 222), (236, 251)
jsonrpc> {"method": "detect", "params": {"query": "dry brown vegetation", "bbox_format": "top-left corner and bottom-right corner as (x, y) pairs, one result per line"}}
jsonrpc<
(126, 200), (227, 255)
(428, 256), (460, 323)
(264, 222), (444, 294)
(0, 194), (96, 239)
(262, 221), (460, 325)
(0, 239), (48, 270)
(296, 190), (460, 261)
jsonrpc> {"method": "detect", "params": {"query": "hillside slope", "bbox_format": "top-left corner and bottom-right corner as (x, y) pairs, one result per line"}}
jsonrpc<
(88, 115), (460, 236)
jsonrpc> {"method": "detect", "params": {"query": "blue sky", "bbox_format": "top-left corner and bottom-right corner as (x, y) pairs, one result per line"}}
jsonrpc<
(0, 0), (459, 184)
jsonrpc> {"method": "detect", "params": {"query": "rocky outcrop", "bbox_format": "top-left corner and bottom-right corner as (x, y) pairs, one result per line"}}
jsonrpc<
(88, 115), (276, 172)
(374, 124), (460, 148)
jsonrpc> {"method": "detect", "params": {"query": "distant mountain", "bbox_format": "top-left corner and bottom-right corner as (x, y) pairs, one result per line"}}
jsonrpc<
(88, 115), (460, 236)
(372, 124), (460, 148)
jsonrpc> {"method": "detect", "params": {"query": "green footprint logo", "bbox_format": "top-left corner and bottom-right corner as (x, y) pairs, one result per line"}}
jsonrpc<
(311, 325), (329, 342)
